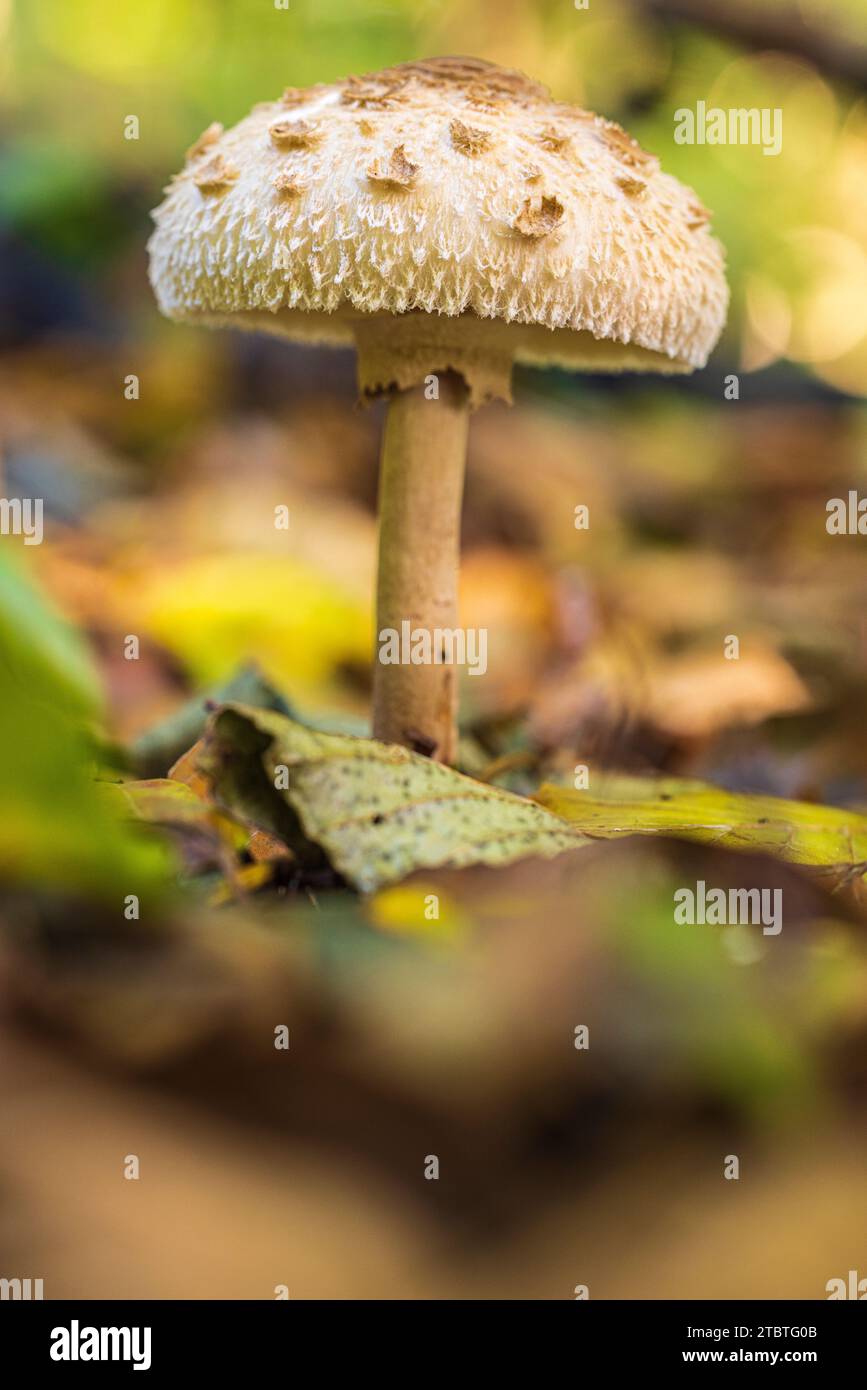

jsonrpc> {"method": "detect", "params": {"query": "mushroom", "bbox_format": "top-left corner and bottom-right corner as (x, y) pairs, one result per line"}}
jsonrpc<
(148, 57), (727, 764)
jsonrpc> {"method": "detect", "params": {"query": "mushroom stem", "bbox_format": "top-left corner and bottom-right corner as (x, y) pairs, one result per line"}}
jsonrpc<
(372, 371), (470, 762)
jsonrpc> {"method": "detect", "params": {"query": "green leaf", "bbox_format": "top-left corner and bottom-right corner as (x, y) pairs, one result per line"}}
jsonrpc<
(0, 554), (103, 721)
(0, 557), (171, 901)
(535, 773), (867, 879)
(200, 704), (586, 893)
(130, 662), (293, 778)
(101, 777), (249, 848)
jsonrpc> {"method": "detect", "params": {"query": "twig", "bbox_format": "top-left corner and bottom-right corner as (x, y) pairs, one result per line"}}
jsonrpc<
(639, 0), (867, 89)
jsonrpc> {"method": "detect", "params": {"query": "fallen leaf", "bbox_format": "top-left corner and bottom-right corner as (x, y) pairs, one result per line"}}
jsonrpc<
(132, 554), (370, 701)
(366, 882), (469, 944)
(199, 705), (586, 893)
(103, 778), (244, 848)
(131, 663), (293, 778)
(536, 773), (867, 881)
(168, 738), (211, 798)
(99, 776), (253, 892)
(247, 828), (294, 864)
(207, 861), (274, 906)
(645, 647), (811, 739)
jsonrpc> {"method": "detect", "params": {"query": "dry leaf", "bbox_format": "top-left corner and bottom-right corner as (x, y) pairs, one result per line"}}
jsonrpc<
(200, 705), (585, 892)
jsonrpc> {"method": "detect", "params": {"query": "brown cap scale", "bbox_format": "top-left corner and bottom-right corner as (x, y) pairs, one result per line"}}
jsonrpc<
(149, 57), (728, 762)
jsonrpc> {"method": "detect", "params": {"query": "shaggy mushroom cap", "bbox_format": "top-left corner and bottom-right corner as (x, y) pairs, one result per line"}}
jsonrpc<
(148, 57), (728, 403)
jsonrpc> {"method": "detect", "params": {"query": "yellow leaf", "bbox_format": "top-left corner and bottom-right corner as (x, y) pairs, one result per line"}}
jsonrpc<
(536, 773), (867, 877)
(132, 554), (371, 700)
(367, 882), (469, 944)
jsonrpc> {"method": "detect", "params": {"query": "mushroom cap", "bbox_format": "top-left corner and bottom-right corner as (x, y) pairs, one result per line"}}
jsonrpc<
(148, 57), (728, 399)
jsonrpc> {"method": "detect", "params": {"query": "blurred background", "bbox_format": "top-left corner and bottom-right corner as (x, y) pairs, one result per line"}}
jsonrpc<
(1, 0), (866, 1299)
